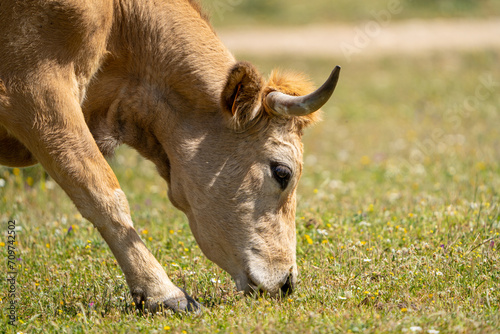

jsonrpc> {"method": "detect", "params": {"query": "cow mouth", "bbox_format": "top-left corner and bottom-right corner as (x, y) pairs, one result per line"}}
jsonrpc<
(240, 271), (295, 297)
(245, 277), (264, 296)
(234, 272), (264, 296)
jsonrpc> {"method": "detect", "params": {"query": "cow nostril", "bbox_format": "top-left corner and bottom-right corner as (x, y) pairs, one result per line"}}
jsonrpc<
(280, 273), (294, 296)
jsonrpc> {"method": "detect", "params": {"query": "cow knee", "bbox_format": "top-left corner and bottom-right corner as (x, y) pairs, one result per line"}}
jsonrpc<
(76, 189), (134, 231)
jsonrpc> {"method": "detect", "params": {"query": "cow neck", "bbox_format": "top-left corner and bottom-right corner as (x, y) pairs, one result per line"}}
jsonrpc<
(109, 0), (235, 108)
(86, 0), (236, 179)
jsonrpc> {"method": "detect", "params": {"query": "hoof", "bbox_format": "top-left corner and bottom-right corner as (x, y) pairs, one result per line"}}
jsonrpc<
(162, 288), (203, 315)
(133, 287), (203, 315)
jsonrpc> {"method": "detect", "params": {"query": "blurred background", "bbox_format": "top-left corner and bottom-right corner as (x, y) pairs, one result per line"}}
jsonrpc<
(209, 0), (500, 26)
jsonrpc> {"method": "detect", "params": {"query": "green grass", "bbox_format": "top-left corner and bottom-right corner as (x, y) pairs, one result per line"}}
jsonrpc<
(209, 0), (500, 27)
(1, 49), (500, 333)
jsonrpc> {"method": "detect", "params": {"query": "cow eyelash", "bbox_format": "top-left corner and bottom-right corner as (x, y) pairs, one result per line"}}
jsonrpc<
(271, 163), (292, 190)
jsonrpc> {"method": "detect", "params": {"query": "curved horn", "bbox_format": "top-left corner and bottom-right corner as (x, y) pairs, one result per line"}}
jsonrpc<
(265, 66), (341, 117)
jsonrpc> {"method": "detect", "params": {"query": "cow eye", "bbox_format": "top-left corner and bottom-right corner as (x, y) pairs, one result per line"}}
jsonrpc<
(271, 163), (292, 190)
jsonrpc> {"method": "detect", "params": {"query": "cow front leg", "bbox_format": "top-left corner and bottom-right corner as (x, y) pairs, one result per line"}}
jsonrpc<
(0, 84), (200, 314)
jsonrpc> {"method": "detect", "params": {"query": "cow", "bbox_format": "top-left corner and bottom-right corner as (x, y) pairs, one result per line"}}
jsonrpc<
(0, 0), (340, 313)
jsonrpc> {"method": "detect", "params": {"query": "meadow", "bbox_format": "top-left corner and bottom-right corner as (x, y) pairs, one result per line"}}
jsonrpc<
(1, 2), (500, 334)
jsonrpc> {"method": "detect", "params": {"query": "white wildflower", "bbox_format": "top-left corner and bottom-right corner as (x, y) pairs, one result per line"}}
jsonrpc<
(329, 179), (343, 189)
(317, 229), (328, 236)
(388, 192), (401, 203)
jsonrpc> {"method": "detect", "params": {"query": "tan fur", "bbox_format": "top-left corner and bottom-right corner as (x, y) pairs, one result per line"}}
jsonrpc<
(0, 0), (324, 311)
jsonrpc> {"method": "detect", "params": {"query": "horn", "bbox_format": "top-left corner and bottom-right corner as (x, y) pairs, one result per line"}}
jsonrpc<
(265, 66), (341, 117)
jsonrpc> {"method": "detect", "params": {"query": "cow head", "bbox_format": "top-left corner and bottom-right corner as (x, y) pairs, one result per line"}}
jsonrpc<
(165, 62), (340, 296)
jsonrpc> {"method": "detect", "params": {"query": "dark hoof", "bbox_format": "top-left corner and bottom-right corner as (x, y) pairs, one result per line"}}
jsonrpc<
(133, 288), (203, 315)
(162, 288), (203, 315)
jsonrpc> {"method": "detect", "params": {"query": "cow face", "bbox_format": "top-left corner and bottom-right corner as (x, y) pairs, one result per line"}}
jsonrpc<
(165, 62), (339, 296)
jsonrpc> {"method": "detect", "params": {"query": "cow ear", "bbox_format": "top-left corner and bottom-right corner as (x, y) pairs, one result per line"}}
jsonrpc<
(221, 61), (264, 129)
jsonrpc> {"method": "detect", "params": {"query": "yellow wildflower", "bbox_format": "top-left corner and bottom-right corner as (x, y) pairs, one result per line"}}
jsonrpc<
(360, 155), (371, 166)
(475, 162), (486, 171)
(26, 176), (34, 186)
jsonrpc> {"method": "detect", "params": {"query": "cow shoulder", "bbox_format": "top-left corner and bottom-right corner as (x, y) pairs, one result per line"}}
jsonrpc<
(0, 1), (112, 76)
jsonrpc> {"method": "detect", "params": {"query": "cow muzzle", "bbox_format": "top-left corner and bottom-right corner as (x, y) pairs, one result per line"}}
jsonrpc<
(236, 265), (297, 297)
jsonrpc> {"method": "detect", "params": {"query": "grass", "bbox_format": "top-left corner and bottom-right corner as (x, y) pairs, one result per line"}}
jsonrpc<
(1, 48), (500, 332)
(209, 0), (500, 27)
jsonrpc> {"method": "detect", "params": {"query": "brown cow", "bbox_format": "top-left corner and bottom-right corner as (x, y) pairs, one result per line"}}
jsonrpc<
(0, 0), (339, 313)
